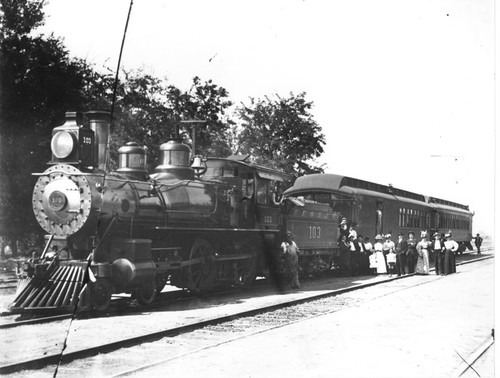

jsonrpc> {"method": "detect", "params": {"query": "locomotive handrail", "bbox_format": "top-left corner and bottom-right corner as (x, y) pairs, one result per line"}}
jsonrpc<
(92, 214), (118, 252)
(40, 234), (55, 259)
(154, 226), (280, 232)
(154, 180), (199, 191)
(32, 171), (103, 177)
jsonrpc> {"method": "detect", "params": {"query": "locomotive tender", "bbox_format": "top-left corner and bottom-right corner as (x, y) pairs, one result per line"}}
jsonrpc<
(9, 111), (473, 313)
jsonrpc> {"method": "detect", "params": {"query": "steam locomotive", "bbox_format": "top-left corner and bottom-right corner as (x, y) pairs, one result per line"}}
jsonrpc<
(9, 111), (473, 313)
(9, 111), (337, 313)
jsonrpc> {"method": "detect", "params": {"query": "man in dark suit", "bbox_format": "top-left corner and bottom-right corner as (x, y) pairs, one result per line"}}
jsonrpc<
(474, 233), (483, 255)
(430, 232), (445, 275)
(394, 232), (408, 276)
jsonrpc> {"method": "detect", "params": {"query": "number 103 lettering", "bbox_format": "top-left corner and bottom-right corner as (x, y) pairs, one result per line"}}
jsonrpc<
(308, 226), (321, 238)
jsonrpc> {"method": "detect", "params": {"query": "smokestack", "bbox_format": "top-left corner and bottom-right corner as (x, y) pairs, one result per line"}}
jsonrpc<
(85, 111), (111, 171)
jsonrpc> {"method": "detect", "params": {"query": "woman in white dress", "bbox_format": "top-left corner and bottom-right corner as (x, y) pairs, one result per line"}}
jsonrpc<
(416, 231), (430, 274)
(373, 234), (387, 274)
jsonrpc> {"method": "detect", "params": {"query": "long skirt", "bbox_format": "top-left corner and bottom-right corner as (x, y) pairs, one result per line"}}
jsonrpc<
(451, 251), (456, 273)
(443, 249), (456, 275)
(415, 250), (430, 274)
(373, 251), (387, 274)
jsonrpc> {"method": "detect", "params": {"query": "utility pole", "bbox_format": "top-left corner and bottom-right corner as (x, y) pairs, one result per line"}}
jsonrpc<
(180, 119), (207, 157)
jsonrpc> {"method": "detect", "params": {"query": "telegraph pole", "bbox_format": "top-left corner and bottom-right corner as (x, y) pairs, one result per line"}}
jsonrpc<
(180, 119), (207, 157)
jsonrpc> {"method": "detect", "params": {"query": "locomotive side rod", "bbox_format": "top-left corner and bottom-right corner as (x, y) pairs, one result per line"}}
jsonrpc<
(154, 253), (254, 270)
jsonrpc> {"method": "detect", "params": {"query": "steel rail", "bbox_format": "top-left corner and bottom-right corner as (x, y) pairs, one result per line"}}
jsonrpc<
(0, 249), (488, 320)
(0, 314), (72, 329)
(0, 280), (266, 330)
(0, 253), (493, 375)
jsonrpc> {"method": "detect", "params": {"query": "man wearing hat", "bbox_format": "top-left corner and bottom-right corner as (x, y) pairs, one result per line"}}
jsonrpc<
(394, 232), (408, 276)
(430, 232), (445, 275)
(474, 233), (483, 255)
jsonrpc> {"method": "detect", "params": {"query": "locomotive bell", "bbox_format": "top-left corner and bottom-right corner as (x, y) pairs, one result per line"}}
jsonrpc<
(116, 142), (148, 180)
(154, 139), (195, 180)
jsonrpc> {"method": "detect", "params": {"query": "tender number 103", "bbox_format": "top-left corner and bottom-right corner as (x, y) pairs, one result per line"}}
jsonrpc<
(308, 226), (321, 239)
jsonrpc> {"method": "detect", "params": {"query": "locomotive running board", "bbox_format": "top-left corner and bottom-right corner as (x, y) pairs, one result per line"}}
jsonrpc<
(8, 262), (87, 313)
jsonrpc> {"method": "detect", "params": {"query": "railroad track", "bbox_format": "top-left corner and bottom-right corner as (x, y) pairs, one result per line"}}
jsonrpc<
(0, 313), (73, 330)
(0, 252), (493, 376)
(0, 278), (18, 291)
(0, 248), (489, 329)
(0, 248), (485, 330)
(0, 289), (188, 330)
(0, 280), (267, 330)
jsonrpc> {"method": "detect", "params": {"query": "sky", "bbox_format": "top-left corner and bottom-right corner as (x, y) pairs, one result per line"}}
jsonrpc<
(39, 0), (495, 236)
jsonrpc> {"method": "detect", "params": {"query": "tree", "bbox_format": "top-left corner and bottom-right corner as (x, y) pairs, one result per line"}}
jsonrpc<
(110, 73), (234, 170)
(0, 0), (111, 253)
(168, 76), (234, 158)
(0, 0), (235, 251)
(236, 92), (326, 175)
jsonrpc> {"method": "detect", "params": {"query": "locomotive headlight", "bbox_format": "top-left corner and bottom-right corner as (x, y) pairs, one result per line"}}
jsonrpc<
(51, 131), (75, 159)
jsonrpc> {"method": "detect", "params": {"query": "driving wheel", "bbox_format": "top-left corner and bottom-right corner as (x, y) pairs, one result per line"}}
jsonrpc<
(187, 238), (216, 292)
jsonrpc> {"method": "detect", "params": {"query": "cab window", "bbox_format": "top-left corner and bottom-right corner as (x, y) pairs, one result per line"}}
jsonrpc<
(256, 179), (268, 205)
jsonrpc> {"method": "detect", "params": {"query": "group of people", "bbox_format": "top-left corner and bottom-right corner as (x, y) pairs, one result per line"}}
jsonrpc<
(278, 218), (483, 290)
(338, 217), (461, 277)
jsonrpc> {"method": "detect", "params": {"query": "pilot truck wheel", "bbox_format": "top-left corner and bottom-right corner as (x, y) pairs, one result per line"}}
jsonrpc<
(90, 278), (112, 311)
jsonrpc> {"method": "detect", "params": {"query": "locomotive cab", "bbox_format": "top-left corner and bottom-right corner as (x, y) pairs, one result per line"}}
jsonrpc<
(202, 157), (293, 229)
